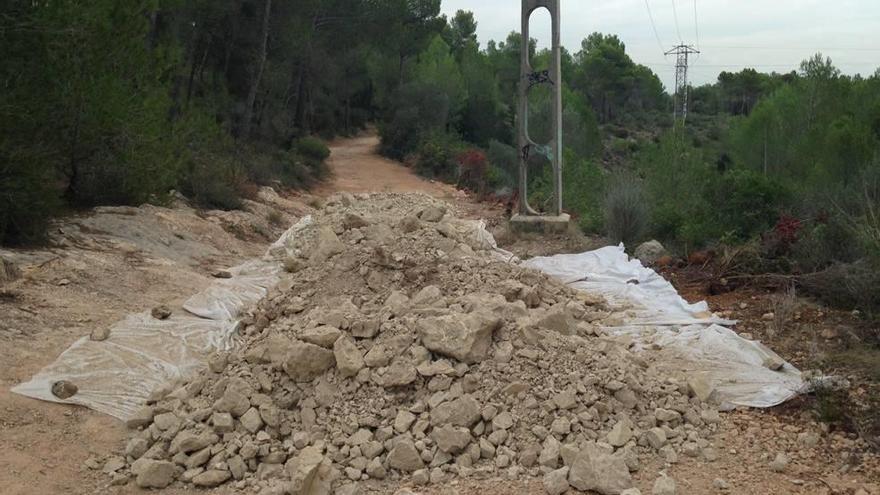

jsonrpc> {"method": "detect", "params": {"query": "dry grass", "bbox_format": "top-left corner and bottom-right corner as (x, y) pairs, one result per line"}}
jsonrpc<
(769, 285), (798, 338)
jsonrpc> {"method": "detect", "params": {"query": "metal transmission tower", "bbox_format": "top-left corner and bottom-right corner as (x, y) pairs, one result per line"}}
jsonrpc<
(665, 44), (700, 123)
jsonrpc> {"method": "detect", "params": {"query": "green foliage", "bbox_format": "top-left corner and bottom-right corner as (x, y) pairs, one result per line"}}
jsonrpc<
(0, 154), (60, 245)
(415, 133), (464, 181)
(380, 82), (452, 159)
(602, 171), (648, 246)
(709, 169), (789, 241)
(571, 33), (666, 123)
(295, 137), (330, 162)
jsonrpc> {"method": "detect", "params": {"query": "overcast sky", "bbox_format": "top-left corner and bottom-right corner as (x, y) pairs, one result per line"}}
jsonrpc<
(440, 0), (880, 90)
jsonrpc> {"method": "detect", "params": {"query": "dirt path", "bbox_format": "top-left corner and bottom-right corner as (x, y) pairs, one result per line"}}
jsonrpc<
(315, 134), (457, 198)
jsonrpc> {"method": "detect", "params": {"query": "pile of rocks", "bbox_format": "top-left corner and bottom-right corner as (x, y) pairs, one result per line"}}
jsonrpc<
(106, 193), (723, 494)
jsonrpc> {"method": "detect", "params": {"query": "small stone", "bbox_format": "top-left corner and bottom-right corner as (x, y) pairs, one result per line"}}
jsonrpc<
(412, 469), (429, 485)
(133, 459), (175, 489)
(334, 337), (365, 378)
(212, 412), (234, 433)
(543, 466), (570, 495)
(283, 341), (336, 382)
(90, 327), (111, 341)
(301, 326), (343, 348)
(646, 428), (667, 450)
(419, 206), (447, 222)
(51, 381), (77, 399)
(492, 411), (514, 430)
(153, 412), (180, 431)
(770, 452), (789, 473)
(687, 375), (714, 402)
(568, 443), (633, 494)
(387, 440), (424, 472)
(712, 478), (730, 490)
(151, 305), (172, 320)
(394, 410), (417, 433)
(212, 270), (233, 279)
(126, 406), (155, 429)
(607, 421), (633, 447)
(193, 469), (231, 487)
(797, 432), (820, 448)
(241, 407), (264, 434)
(432, 425), (472, 454)
(763, 355), (785, 371)
(125, 438), (150, 459)
(653, 474), (676, 495)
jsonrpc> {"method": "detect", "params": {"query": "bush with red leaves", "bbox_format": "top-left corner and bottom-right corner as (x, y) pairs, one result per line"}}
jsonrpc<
(456, 148), (489, 195)
(775, 214), (803, 246)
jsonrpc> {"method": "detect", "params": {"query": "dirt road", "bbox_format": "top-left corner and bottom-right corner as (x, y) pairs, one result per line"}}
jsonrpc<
(0, 135), (876, 495)
(315, 135), (456, 198)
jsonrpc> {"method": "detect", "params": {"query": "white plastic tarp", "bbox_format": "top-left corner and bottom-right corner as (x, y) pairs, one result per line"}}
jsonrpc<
(524, 245), (805, 408)
(11, 217), (313, 421)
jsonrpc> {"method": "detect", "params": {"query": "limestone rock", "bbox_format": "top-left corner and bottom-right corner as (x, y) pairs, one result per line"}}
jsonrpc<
(418, 206), (446, 223)
(132, 459), (175, 489)
(770, 452), (789, 473)
(387, 440), (424, 472)
(310, 227), (345, 263)
(417, 312), (501, 364)
(301, 326), (343, 349)
(151, 305), (172, 320)
(193, 469), (231, 487)
(430, 395), (481, 427)
(432, 425), (472, 454)
(543, 467), (571, 495)
(634, 240), (667, 265)
(283, 341), (336, 382)
(568, 443), (634, 495)
(687, 375), (715, 402)
(333, 337), (365, 378)
(607, 420), (633, 447)
(652, 474), (676, 495)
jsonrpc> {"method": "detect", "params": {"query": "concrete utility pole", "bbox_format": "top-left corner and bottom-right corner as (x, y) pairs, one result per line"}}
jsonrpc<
(512, 0), (570, 233)
(665, 44), (700, 124)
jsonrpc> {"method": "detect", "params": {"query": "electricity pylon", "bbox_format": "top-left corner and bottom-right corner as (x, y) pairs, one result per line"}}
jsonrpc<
(665, 44), (700, 124)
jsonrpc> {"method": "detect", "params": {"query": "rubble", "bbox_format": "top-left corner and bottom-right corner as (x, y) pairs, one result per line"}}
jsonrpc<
(105, 193), (726, 494)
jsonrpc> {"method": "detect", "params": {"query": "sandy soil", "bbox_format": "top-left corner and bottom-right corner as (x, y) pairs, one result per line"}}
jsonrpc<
(0, 134), (877, 495)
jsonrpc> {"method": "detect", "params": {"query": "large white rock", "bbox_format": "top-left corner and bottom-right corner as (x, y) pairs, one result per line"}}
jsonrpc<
(634, 240), (667, 264)
(417, 311), (501, 363)
(333, 337), (365, 378)
(283, 341), (336, 382)
(568, 443), (634, 495)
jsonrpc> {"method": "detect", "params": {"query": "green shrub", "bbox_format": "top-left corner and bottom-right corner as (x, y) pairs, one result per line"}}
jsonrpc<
(379, 82), (451, 159)
(415, 133), (462, 181)
(709, 169), (789, 241)
(247, 150), (316, 189)
(295, 137), (330, 162)
(603, 171), (648, 246)
(180, 155), (243, 211)
(0, 152), (60, 245)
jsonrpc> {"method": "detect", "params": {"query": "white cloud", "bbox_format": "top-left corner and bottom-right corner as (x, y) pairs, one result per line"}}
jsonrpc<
(441, 0), (880, 89)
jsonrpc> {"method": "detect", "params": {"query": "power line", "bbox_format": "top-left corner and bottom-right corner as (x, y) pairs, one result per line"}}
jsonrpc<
(642, 0), (666, 55)
(697, 44), (880, 52)
(671, 0), (683, 43)
(693, 0), (700, 50)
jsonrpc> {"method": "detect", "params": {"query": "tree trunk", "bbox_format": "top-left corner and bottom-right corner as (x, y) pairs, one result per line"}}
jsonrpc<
(293, 15), (319, 135)
(241, 0), (272, 140)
